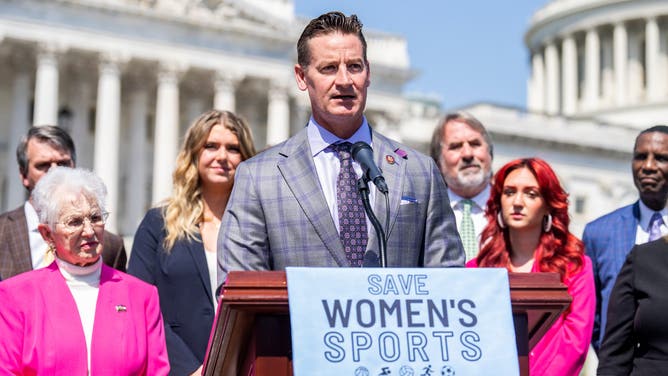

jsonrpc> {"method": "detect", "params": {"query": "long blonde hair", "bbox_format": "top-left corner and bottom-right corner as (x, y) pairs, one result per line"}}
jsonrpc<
(162, 110), (256, 251)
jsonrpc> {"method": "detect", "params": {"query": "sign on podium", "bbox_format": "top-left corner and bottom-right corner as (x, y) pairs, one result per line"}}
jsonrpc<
(287, 267), (519, 375)
(203, 270), (570, 376)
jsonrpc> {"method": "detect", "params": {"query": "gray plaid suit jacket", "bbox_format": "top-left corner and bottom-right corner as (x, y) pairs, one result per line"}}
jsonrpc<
(217, 127), (464, 285)
(0, 205), (127, 279)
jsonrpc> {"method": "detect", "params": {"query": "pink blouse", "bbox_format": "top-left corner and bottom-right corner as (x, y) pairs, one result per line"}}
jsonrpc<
(467, 256), (595, 376)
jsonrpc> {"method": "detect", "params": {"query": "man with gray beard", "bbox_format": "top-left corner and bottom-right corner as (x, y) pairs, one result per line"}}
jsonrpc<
(430, 112), (493, 261)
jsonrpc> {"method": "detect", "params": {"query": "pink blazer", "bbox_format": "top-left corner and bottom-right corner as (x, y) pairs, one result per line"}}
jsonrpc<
(0, 262), (170, 375)
(467, 256), (595, 376)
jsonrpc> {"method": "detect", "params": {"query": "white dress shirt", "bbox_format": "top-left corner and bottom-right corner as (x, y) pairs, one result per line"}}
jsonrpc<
(448, 185), (491, 248)
(635, 200), (668, 244)
(204, 248), (218, 312)
(24, 201), (48, 269)
(307, 116), (375, 234)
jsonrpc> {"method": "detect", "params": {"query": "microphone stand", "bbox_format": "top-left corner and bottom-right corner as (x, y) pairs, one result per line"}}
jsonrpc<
(357, 177), (387, 268)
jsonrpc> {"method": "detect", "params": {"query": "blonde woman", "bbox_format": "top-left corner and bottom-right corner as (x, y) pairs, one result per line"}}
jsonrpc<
(128, 110), (256, 375)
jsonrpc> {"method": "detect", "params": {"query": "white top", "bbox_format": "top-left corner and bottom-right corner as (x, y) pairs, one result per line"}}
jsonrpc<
(448, 185), (491, 255)
(204, 248), (218, 312)
(24, 201), (48, 269)
(307, 116), (375, 234)
(635, 200), (668, 244)
(56, 256), (102, 372)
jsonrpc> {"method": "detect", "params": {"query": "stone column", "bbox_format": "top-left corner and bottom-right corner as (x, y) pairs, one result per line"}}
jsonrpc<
(645, 17), (661, 101)
(628, 30), (644, 103)
(152, 64), (180, 204)
(584, 28), (600, 110)
(600, 35), (614, 105)
(124, 89), (149, 233)
(185, 98), (205, 125)
(94, 56), (122, 233)
(266, 81), (290, 146)
(661, 24), (668, 99)
(213, 71), (241, 112)
(71, 80), (93, 169)
(544, 41), (560, 115)
(528, 50), (545, 113)
(33, 46), (59, 125)
(613, 22), (628, 106)
(5, 68), (31, 208)
(561, 35), (578, 116)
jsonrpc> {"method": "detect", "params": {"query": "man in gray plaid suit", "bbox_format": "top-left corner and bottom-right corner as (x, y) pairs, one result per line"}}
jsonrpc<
(0, 126), (126, 280)
(217, 12), (464, 286)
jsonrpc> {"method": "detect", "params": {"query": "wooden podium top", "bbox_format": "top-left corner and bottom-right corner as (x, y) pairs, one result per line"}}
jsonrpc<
(507, 272), (572, 349)
(205, 270), (571, 376)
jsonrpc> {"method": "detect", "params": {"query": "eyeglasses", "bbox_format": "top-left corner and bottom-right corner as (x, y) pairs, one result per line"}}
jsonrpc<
(57, 212), (109, 232)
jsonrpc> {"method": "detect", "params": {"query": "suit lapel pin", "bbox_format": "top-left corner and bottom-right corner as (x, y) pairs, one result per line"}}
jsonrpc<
(394, 148), (408, 159)
(115, 305), (127, 312)
(385, 155), (395, 165)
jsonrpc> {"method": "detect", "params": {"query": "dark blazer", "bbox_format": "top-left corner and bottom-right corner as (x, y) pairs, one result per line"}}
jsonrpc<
(0, 205), (127, 280)
(598, 237), (668, 375)
(128, 208), (215, 376)
(219, 127), (464, 282)
(583, 201), (640, 351)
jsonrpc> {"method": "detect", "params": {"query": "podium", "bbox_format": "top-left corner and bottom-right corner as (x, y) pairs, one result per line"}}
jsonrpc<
(204, 271), (571, 376)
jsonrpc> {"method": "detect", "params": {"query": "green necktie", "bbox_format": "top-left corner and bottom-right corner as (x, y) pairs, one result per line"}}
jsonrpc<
(460, 199), (478, 261)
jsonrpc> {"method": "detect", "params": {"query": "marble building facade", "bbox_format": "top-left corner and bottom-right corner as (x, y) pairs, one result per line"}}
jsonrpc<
(0, 0), (663, 239)
(0, 0), (417, 236)
(402, 0), (667, 236)
(520, 0), (668, 234)
(525, 0), (668, 126)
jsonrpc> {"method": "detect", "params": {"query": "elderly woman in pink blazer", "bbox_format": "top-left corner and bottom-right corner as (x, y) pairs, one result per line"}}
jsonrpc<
(0, 167), (169, 375)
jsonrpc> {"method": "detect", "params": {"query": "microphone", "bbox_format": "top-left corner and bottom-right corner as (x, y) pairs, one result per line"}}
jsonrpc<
(351, 142), (389, 194)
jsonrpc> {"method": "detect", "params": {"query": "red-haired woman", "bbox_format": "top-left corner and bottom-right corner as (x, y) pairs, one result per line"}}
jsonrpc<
(467, 158), (595, 376)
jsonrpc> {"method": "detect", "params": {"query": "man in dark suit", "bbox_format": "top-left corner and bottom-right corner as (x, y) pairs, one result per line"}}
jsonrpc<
(218, 12), (463, 284)
(584, 125), (668, 351)
(0, 126), (126, 279)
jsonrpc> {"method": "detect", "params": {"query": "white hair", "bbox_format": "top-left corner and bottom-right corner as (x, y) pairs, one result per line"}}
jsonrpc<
(31, 167), (107, 227)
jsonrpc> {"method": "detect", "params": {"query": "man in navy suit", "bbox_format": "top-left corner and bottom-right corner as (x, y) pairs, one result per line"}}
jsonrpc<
(584, 125), (668, 351)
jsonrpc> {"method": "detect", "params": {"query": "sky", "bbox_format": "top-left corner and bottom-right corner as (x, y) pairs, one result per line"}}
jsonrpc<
(294, 1), (547, 110)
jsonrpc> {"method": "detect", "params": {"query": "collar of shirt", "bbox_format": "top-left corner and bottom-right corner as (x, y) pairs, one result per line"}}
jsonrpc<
(638, 200), (668, 230)
(447, 185), (491, 212)
(307, 116), (373, 157)
(24, 200), (40, 233)
(25, 200), (48, 269)
(306, 116), (375, 235)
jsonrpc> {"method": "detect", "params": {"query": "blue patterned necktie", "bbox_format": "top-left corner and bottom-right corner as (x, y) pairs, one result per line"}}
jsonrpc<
(332, 142), (368, 266)
(649, 212), (664, 242)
